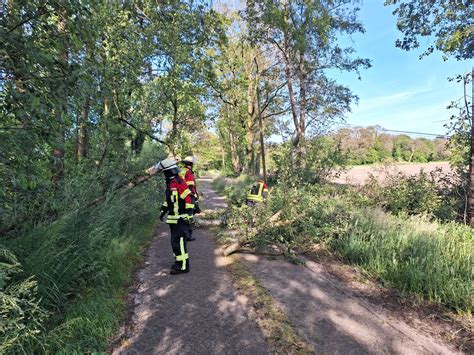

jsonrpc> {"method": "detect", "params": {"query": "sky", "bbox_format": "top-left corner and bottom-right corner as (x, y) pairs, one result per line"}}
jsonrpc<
(329, 0), (471, 137)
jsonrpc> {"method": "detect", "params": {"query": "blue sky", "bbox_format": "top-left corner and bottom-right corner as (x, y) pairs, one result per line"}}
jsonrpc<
(330, 1), (471, 136)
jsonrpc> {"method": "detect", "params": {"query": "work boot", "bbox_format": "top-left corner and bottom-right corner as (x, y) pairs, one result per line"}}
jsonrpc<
(187, 236), (196, 241)
(170, 264), (189, 275)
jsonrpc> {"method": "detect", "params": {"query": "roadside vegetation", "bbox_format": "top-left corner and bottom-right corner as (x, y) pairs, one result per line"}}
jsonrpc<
(1, 144), (163, 353)
(212, 143), (473, 314)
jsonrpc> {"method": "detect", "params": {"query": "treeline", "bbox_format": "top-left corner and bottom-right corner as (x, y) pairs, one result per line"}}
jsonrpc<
(1, 1), (224, 352)
(334, 126), (450, 165)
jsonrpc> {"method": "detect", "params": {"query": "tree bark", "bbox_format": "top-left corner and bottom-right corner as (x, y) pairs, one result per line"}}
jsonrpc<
(51, 7), (68, 183)
(257, 86), (267, 180)
(297, 50), (306, 158)
(77, 97), (89, 159)
(468, 69), (474, 225)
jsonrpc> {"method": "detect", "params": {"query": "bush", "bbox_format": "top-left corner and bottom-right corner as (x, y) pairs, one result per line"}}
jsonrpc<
(357, 168), (467, 221)
(270, 137), (345, 186)
(361, 171), (442, 217)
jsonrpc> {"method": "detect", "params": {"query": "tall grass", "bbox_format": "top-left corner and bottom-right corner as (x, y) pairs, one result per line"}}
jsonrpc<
(330, 208), (473, 312)
(1, 181), (161, 353)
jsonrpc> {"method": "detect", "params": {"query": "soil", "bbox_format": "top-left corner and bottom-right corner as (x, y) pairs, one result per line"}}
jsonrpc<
(240, 252), (462, 354)
(332, 162), (452, 185)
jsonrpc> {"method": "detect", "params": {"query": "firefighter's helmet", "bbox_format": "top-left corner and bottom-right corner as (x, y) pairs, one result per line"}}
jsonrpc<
(155, 158), (180, 178)
(182, 156), (196, 166)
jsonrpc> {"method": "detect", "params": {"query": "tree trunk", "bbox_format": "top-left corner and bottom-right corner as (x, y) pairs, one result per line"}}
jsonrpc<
(257, 86), (267, 180)
(77, 97), (89, 159)
(468, 69), (474, 225)
(297, 50), (306, 159)
(51, 8), (68, 183)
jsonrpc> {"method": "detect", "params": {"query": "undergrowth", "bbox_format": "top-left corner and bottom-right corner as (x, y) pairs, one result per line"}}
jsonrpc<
(1, 143), (163, 354)
(214, 175), (473, 314)
(1, 182), (161, 353)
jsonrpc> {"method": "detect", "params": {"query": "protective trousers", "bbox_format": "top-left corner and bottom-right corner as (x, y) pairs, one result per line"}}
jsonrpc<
(170, 219), (190, 271)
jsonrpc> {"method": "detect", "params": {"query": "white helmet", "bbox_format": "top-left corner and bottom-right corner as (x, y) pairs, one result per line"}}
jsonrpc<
(182, 156), (196, 165)
(155, 158), (178, 172)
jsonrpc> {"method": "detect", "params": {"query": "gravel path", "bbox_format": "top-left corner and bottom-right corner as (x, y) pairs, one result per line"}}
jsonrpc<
(241, 254), (458, 354)
(113, 177), (267, 354)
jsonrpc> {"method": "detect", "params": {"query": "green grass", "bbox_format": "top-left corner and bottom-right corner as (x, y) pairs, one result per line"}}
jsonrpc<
(330, 208), (473, 313)
(1, 183), (161, 353)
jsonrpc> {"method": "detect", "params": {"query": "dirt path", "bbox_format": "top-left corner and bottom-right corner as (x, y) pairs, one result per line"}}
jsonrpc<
(112, 177), (267, 354)
(114, 177), (459, 355)
(240, 253), (458, 354)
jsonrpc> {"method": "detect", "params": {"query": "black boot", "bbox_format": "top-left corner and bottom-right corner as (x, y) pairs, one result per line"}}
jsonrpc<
(170, 263), (189, 275)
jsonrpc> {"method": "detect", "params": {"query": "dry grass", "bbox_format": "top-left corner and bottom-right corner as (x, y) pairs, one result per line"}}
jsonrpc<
(226, 257), (313, 354)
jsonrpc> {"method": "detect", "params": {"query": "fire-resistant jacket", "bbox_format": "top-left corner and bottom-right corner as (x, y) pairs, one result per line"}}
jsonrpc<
(183, 166), (198, 199)
(160, 176), (195, 224)
(246, 180), (269, 203)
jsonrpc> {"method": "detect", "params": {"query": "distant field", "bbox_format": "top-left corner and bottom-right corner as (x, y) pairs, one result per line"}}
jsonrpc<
(332, 162), (452, 185)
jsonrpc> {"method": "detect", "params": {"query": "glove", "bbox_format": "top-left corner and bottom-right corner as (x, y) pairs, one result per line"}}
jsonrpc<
(194, 201), (202, 214)
(159, 211), (166, 221)
(184, 214), (195, 225)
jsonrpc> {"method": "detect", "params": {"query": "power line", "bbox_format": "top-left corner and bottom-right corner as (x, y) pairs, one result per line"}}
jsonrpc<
(331, 121), (450, 138)
(381, 128), (450, 138)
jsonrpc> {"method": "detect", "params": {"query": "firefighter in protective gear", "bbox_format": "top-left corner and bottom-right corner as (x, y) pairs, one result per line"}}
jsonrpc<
(246, 179), (269, 207)
(181, 156), (200, 241)
(155, 158), (195, 275)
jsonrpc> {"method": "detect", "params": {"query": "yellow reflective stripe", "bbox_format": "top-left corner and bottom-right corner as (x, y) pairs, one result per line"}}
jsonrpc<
(263, 189), (269, 192)
(247, 195), (263, 202)
(180, 189), (191, 199)
(172, 191), (179, 216)
(176, 253), (189, 261)
(186, 181), (195, 186)
(258, 183), (264, 197)
(167, 214), (189, 219)
(162, 201), (168, 207)
(185, 203), (195, 209)
(179, 237), (186, 270)
(166, 219), (178, 224)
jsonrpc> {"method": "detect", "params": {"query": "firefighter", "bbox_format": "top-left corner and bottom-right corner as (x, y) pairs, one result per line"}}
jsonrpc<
(181, 156), (201, 241)
(155, 158), (195, 275)
(246, 178), (269, 207)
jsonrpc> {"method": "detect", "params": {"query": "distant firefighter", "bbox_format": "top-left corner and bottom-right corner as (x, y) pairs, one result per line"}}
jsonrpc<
(246, 179), (269, 207)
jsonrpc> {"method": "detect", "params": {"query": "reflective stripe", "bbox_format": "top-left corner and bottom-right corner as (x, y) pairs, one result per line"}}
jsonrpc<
(247, 195), (263, 202)
(185, 203), (195, 209)
(263, 188), (269, 192)
(180, 189), (191, 199)
(179, 237), (186, 270)
(186, 181), (195, 186)
(176, 253), (189, 261)
(162, 201), (168, 207)
(172, 191), (179, 216)
(166, 219), (178, 224)
(167, 214), (189, 219)
(258, 183), (264, 197)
